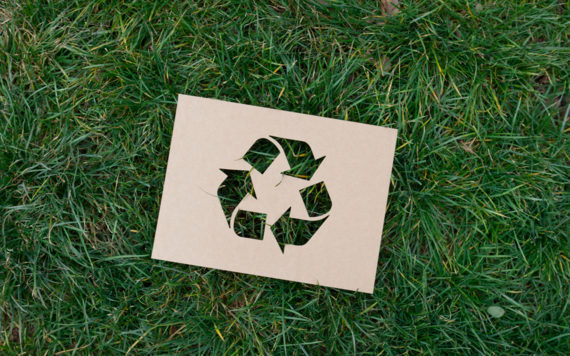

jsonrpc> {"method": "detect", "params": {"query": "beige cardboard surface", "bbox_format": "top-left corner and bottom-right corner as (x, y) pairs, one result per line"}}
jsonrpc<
(152, 95), (398, 293)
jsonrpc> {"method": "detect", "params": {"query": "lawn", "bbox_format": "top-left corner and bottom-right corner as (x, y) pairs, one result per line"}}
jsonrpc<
(1, 0), (569, 354)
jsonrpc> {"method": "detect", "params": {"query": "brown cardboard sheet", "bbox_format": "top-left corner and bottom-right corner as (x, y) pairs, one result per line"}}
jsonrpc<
(152, 95), (398, 293)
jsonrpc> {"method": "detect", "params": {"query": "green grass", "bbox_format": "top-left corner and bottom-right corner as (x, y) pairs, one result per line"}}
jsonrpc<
(1, 0), (570, 354)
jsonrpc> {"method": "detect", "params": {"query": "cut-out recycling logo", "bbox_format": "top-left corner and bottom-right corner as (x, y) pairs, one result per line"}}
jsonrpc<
(217, 136), (332, 253)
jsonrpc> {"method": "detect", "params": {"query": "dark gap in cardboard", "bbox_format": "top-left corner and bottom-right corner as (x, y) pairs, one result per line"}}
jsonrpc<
(270, 208), (329, 253)
(300, 181), (332, 217)
(242, 138), (280, 174)
(233, 209), (267, 240)
(217, 169), (256, 227)
(270, 136), (325, 180)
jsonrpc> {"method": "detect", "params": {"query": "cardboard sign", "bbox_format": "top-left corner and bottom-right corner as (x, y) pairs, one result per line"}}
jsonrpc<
(152, 95), (397, 293)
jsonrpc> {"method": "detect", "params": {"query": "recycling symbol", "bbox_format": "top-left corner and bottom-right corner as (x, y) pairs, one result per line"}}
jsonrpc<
(217, 136), (332, 253)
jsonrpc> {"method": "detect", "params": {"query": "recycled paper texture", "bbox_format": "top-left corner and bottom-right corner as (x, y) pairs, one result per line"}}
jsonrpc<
(152, 95), (397, 293)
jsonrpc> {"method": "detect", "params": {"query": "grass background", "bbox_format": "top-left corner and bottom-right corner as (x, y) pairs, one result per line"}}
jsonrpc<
(1, 0), (570, 354)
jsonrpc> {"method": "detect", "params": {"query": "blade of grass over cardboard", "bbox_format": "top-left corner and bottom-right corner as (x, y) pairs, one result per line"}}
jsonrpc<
(152, 95), (397, 293)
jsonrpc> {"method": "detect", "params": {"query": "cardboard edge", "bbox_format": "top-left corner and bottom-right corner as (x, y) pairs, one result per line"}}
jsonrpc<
(182, 94), (398, 134)
(365, 126), (399, 293)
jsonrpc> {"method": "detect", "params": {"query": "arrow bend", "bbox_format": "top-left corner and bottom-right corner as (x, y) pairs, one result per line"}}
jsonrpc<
(299, 181), (332, 217)
(270, 136), (325, 180)
(242, 138), (280, 174)
(217, 169), (256, 227)
(233, 209), (267, 240)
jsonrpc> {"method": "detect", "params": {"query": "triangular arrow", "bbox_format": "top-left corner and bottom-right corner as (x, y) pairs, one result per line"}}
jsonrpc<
(270, 136), (325, 180)
(270, 208), (328, 253)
